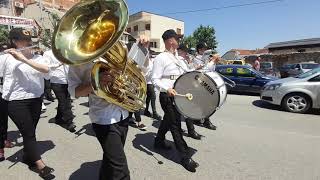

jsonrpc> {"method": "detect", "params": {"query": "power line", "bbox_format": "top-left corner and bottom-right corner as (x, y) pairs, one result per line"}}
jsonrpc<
(162, 0), (285, 15)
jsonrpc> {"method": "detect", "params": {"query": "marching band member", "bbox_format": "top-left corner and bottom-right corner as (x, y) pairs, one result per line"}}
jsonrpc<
(192, 43), (218, 130)
(177, 44), (202, 140)
(144, 53), (162, 120)
(0, 43), (14, 162)
(152, 29), (199, 172)
(68, 37), (150, 180)
(1, 28), (54, 178)
(43, 50), (76, 133)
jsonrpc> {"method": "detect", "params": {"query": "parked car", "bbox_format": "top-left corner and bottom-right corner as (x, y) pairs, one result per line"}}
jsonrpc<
(287, 62), (320, 77)
(259, 62), (278, 77)
(261, 67), (320, 113)
(216, 65), (278, 93)
(279, 64), (295, 78)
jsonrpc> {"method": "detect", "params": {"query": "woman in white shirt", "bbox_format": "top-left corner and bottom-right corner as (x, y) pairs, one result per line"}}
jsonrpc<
(1, 28), (54, 178)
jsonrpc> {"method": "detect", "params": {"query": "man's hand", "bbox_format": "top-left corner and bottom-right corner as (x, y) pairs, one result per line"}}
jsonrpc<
(99, 71), (115, 87)
(138, 35), (150, 49)
(167, 88), (177, 97)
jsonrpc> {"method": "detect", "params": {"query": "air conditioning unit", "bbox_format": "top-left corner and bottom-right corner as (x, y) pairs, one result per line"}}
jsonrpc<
(14, 1), (24, 9)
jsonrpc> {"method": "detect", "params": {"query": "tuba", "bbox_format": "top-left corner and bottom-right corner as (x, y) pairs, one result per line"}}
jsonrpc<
(52, 0), (147, 112)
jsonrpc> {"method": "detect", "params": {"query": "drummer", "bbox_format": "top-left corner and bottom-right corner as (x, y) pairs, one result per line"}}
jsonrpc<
(152, 29), (199, 173)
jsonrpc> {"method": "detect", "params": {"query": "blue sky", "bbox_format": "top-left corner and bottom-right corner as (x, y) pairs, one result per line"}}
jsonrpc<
(126, 0), (320, 54)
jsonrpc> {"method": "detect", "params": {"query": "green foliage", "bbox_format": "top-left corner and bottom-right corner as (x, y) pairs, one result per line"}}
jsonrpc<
(39, 12), (60, 48)
(0, 25), (9, 45)
(182, 25), (218, 53)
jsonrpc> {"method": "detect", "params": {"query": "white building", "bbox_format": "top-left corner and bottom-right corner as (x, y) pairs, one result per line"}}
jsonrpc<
(128, 11), (184, 52)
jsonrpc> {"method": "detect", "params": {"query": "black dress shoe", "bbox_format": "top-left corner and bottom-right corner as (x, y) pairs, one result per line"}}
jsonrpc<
(181, 158), (199, 172)
(154, 139), (172, 150)
(30, 166), (55, 178)
(66, 123), (76, 133)
(188, 131), (201, 140)
(144, 110), (152, 117)
(152, 113), (162, 120)
(203, 120), (217, 130)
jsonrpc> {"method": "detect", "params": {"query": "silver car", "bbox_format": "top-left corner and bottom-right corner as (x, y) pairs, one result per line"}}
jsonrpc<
(261, 67), (320, 113)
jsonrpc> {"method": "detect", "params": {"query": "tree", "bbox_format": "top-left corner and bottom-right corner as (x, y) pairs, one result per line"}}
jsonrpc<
(193, 25), (218, 52)
(0, 25), (9, 45)
(39, 12), (60, 49)
(181, 25), (218, 53)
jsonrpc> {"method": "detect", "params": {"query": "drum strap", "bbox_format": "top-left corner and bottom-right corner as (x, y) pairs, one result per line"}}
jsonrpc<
(161, 75), (180, 80)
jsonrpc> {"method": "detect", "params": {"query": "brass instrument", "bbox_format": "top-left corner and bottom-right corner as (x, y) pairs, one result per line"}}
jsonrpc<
(52, 0), (147, 112)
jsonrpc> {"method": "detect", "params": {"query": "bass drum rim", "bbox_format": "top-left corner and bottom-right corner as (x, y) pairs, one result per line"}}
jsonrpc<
(173, 71), (220, 120)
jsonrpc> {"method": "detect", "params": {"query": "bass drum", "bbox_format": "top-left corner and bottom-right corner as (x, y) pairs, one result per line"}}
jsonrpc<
(173, 71), (227, 120)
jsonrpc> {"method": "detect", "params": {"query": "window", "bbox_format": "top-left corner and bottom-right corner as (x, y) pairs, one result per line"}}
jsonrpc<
(217, 67), (233, 76)
(150, 42), (157, 48)
(177, 28), (182, 35)
(127, 27), (131, 33)
(235, 68), (255, 78)
(145, 24), (150, 30)
(134, 25), (138, 32)
(309, 75), (320, 82)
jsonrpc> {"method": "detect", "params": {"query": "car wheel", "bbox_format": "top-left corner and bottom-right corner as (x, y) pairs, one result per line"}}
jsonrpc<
(282, 93), (311, 113)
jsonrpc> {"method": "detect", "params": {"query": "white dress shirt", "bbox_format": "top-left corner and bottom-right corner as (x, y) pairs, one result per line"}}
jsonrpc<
(1, 54), (49, 101)
(192, 54), (216, 72)
(43, 50), (69, 84)
(68, 62), (129, 125)
(144, 58), (154, 85)
(152, 51), (188, 92)
(0, 54), (8, 93)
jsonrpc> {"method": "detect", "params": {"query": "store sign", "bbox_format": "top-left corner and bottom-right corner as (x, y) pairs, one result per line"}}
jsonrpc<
(0, 15), (36, 27)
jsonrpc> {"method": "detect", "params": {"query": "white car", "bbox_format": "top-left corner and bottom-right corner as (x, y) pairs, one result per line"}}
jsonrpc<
(261, 67), (320, 113)
(288, 62), (320, 77)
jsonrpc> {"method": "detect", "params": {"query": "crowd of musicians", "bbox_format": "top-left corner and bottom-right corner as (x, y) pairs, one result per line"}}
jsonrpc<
(0, 28), (221, 179)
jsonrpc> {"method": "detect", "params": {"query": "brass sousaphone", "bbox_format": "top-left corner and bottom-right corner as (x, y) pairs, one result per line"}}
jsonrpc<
(52, 0), (147, 112)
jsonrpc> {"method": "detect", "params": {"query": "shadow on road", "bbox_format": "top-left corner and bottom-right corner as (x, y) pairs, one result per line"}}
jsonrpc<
(74, 124), (96, 138)
(6, 140), (56, 169)
(132, 132), (197, 166)
(252, 100), (320, 115)
(228, 91), (260, 96)
(69, 160), (100, 180)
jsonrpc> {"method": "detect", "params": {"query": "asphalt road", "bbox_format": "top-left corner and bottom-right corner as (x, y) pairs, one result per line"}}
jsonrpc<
(1, 94), (320, 180)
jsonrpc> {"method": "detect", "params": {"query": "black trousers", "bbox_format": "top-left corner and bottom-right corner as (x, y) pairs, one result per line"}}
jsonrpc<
(92, 118), (130, 180)
(185, 118), (195, 133)
(0, 93), (8, 149)
(44, 79), (53, 98)
(51, 83), (74, 125)
(156, 92), (189, 159)
(145, 84), (157, 114)
(7, 98), (42, 162)
(128, 110), (142, 123)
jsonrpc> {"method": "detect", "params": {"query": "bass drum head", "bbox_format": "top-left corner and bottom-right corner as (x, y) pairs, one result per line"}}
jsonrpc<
(174, 71), (220, 120)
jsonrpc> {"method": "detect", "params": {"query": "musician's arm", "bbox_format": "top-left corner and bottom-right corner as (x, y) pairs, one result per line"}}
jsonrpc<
(68, 65), (93, 98)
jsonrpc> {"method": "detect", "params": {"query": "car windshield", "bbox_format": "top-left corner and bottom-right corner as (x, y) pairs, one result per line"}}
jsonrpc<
(260, 63), (272, 69)
(295, 67), (320, 79)
(301, 63), (320, 69)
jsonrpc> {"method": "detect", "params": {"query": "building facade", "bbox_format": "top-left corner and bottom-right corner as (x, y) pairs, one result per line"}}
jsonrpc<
(128, 11), (184, 52)
(265, 38), (320, 55)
